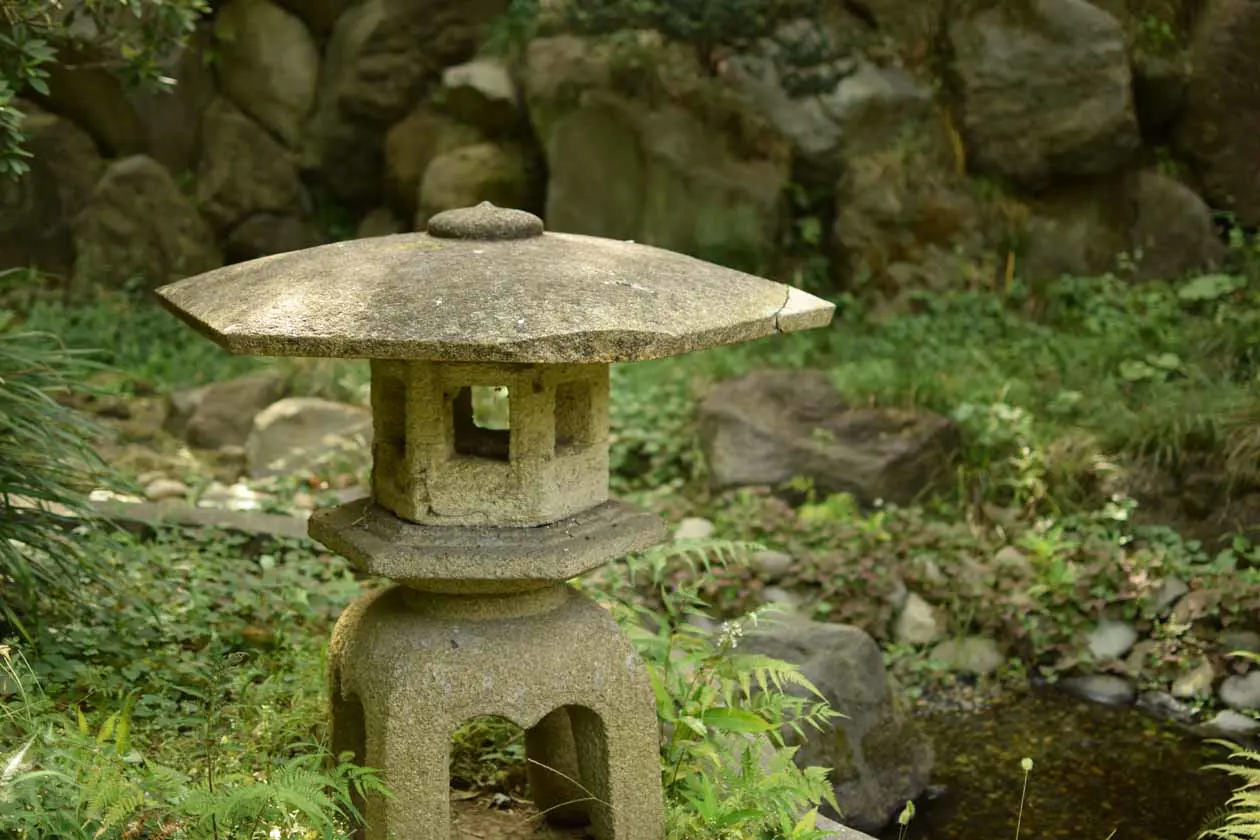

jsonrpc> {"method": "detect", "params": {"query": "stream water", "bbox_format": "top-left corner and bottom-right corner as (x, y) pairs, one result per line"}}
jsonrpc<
(880, 689), (1240, 840)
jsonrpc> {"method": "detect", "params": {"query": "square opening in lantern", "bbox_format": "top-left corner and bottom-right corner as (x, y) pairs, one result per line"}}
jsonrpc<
(453, 385), (510, 462)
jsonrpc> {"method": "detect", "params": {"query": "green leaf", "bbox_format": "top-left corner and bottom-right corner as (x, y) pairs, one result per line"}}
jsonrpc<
(700, 707), (774, 734)
(1177, 273), (1245, 302)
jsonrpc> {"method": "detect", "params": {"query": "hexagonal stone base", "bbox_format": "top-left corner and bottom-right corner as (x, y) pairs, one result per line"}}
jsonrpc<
(308, 497), (665, 593)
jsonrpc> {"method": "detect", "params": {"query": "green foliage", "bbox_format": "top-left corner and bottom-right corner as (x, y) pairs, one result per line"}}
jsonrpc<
(1199, 736), (1260, 840)
(586, 540), (843, 840)
(0, 315), (130, 638)
(0, 0), (209, 178)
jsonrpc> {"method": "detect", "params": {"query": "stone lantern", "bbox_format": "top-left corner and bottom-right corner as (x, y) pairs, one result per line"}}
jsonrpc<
(156, 202), (834, 840)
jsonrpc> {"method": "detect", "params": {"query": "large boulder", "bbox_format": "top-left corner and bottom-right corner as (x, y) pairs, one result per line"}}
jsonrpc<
(128, 22), (218, 174)
(196, 97), (305, 233)
(742, 617), (935, 833)
(245, 397), (372, 478)
(948, 0), (1140, 188)
(697, 369), (960, 506)
(33, 45), (146, 158)
(432, 59), (524, 136)
(214, 0), (320, 148)
(72, 155), (221, 289)
(1175, 0), (1260, 225)
(273, 0), (355, 36)
(415, 142), (538, 229)
(524, 34), (790, 274)
(383, 106), (486, 218)
(165, 372), (289, 450)
(1127, 170), (1224, 282)
(224, 214), (329, 262)
(0, 104), (102, 275)
(303, 0), (510, 207)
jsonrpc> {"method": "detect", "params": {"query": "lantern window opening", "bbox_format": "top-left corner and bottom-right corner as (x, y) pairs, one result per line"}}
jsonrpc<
(452, 386), (511, 462)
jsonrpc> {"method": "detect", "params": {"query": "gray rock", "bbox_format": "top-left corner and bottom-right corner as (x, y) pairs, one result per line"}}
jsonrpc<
(743, 617), (934, 834)
(673, 517), (715, 542)
(415, 142), (536, 231)
(815, 812), (880, 840)
(1152, 575), (1190, 613)
(72, 155), (221, 289)
(1171, 661), (1216, 700)
(435, 59), (522, 135)
(1087, 620), (1139, 661)
(214, 0), (319, 148)
(949, 0), (1139, 188)
(144, 478), (190, 502)
(929, 636), (1005, 676)
(1060, 674), (1136, 706)
(1219, 672), (1260, 711)
(1197, 710), (1260, 738)
(383, 106), (487, 218)
(752, 549), (794, 581)
(894, 592), (943, 646)
(1127, 171), (1224, 282)
(761, 586), (805, 612)
(697, 370), (960, 507)
(165, 372), (289, 451)
(245, 397), (372, 478)
(128, 23), (217, 174)
(1136, 690), (1195, 723)
(355, 207), (406, 239)
(1220, 630), (1260, 654)
(196, 97), (305, 233)
(224, 214), (328, 262)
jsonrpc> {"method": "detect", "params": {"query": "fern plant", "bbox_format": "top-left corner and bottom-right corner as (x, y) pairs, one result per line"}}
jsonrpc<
(585, 538), (844, 840)
(1197, 651), (1260, 840)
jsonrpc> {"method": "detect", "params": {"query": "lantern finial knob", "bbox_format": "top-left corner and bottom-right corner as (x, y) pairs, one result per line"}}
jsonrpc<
(426, 202), (544, 241)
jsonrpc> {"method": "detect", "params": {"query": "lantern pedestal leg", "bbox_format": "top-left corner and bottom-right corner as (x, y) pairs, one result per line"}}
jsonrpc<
(328, 583), (665, 840)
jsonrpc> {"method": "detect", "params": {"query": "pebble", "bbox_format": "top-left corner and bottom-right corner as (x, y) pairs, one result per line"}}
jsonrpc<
(929, 636), (1005, 676)
(143, 477), (190, 502)
(1152, 576), (1189, 613)
(1136, 691), (1195, 723)
(751, 549), (794, 581)
(1218, 672), (1260, 710)
(1087, 620), (1139, 660)
(673, 517), (715, 541)
(1219, 629), (1260, 654)
(1060, 674), (1136, 706)
(894, 592), (944, 646)
(1171, 661), (1216, 699)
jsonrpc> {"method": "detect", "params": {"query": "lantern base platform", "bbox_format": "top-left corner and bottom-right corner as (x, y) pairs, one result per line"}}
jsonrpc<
(329, 582), (665, 840)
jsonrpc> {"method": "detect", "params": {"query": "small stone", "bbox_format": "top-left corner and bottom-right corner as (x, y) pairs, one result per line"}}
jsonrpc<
(1060, 674), (1136, 706)
(929, 636), (1005, 676)
(1220, 629), (1260, 654)
(426, 201), (542, 240)
(1124, 639), (1158, 678)
(894, 592), (944, 646)
(1171, 661), (1216, 699)
(673, 517), (715, 541)
(144, 478), (190, 502)
(761, 586), (804, 612)
(1197, 710), (1260, 738)
(1087, 620), (1139, 660)
(1152, 576), (1189, 613)
(1219, 672), (1260, 710)
(1136, 690), (1195, 723)
(751, 549), (794, 581)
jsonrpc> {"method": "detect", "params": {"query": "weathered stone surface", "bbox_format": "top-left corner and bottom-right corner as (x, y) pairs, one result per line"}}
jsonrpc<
(155, 205), (835, 363)
(0, 104), (102, 275)
(1131, 52), (1188, 138)
(303, 0), (510, 206)
(384, 106), (487, 216)
(894, 592), (944, 646)
(1196, 709), (1260, 738)
(1060, 674), (1136, 706)
(73, 155), (221, 289)
(165, 371), (289, 450)
(355, 206), (406, 238)
(214, 0), (320, 148)
(673, 517), (715, 542)
(929, 636), (1005, 675)
(1175, 0), (1260, 225)
(415, 142), (536, 229)
(328, 584), (664, 836)
(433, 59), (522, 135)
(225, 214), (329, 262)
(752, 549), (794, 581)
(245, 396), (372, 478)
(742, 617), (934, 833)
(525, 34), (791, 273)
(697, 369), (959, 506)
(949, 0), (1140, 187)
(33, 45), (145, 157)
(1170, 661), (1216, 699)
(1128, 170), (1224, 282)
(197, 98), (305, 232)
(1087, 620), (1139, 660)
(311, 497), (664, 590)
(1219, 672), (1260, 711)
(273, 0), (354, 36)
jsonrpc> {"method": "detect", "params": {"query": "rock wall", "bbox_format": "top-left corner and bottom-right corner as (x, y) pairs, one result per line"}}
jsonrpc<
(2, 0), (1252, 298)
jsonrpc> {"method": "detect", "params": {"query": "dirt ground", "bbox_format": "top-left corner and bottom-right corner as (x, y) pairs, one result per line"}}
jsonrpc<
(450, 798), (591, 840)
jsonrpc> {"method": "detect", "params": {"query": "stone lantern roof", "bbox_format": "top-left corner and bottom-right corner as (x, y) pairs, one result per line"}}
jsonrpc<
(154, 202), (835, 363)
